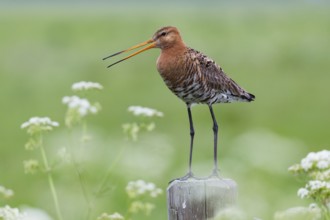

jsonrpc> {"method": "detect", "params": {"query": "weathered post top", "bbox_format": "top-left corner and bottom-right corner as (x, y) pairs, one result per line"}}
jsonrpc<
(167, 176), (237, 220)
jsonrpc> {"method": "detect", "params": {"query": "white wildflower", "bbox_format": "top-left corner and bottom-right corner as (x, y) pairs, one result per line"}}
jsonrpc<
(129, 201), (155, 215)
(307, 152), (318, 161)
(129, 201), (145, 214)
(317, 160), (329, 169)
(23, 160), (40, 174)
(71, 81), (103, 92)
(297, 187), (309, 199)
(128, 106), (164, 117)
(299, 150), (330, 171)
(150, 188), (163, 198)
(314, 168), (330, 181)
(62, 96), (99, 116)
(108, 212), (124, 220)
(0, 186), (14, 199)
(301, 158), (313, 171)
(97, 212), (124, 220)
(308, 180), (326, 191)
(126, 180), (162, 199)
(0, 205), (25, 220)
(21, 117), (59, 135)
(144, 182), (156, 191)
(21, 207), (52, 220)
(317, 150), (330, 160)
(322, 169), (330, 180)
(288, 164), (301, 172)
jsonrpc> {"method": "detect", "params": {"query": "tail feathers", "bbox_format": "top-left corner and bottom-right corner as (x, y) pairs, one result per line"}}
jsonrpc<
(241, 92), (255, 102)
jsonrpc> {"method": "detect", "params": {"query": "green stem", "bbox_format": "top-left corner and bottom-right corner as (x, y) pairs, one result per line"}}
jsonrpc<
(39, 136), (63, 220)
(321, 204), (330, 220)
(72, 158), (93, 220)
(96, 144), (127, 196)
(68, 127), (93, 220)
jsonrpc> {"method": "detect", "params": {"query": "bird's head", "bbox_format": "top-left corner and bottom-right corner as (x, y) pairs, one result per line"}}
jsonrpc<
(152, 26), (183, 49)
(103, 26), (183, 68)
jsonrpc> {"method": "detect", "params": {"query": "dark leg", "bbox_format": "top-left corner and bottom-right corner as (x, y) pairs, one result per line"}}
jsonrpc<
(170, 105), (195, 183)
(209, 105), (219, 176)
(187, 105), (195, 176)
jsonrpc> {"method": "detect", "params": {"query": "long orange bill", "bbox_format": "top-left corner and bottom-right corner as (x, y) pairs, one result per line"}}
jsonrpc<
(103, 39), (156, 68)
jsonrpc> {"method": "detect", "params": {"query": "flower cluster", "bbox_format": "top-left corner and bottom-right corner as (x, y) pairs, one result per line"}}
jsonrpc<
(21, 117), (59, 136)
(289, 149), (330, 219)
(301, 150), (330, 171)
(96, 180), (162, 220)
(71, 81), (103, 92)
(62, 96), (99, 117)
(0, 205), (25, 220)
(62, 96), (101, 127)
(20, 81), (104, 220)
(21, 207), (53, 220)
(122, 122), (155, 141)
(125, 180), (162, 217)
(123, 106), (163, 141)
(126, 180), (163, 199)
(128, 106), (164, 117)
(289, 150), (330, 181)
(23, 159), (40, 174)
(297, 180), (330, 199)
(0, 185), (14, 199)
(62, 81), (103, 127)
(128, 201), (155, 216)
(21, 117), (59, 150)
(97, 212), (124, 220)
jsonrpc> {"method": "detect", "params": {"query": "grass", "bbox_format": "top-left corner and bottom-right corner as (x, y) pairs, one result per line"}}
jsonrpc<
(0, 2), (330, 219)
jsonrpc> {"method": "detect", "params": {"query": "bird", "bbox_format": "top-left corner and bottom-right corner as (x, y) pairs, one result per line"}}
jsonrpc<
(103, 26), (255, 180)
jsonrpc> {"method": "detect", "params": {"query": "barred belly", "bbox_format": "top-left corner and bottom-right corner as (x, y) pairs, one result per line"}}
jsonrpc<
(164, 79), (231, 105)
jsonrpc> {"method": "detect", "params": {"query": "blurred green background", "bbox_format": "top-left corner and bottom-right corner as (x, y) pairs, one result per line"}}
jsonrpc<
(1, 0), (330, 219)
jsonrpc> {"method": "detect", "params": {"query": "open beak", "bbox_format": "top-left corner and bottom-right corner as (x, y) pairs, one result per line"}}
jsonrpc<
(103, 39), (156, 68)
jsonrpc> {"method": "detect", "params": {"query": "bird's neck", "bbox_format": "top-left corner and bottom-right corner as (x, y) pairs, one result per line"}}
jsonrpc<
(156, 42), (187, 85)
(161, 40), (186, 55)
(157, 44), (186, 72)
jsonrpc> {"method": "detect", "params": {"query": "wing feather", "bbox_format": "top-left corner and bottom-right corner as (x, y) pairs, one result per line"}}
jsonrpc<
(187, 48), (255, 101)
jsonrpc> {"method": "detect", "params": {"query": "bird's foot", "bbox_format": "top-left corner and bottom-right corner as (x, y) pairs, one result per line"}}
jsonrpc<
(208, 168), (220, 178)
(169, 171), (195, 183)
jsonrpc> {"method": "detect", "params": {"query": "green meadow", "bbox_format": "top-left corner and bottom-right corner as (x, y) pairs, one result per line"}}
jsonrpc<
(0, 2), (329, 219)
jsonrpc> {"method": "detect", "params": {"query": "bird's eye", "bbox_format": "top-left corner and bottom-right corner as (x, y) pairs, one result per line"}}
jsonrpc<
(161, 31), (167, 37)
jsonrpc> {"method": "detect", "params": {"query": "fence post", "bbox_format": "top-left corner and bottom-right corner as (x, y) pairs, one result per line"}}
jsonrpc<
(167, 176), (237, 220)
